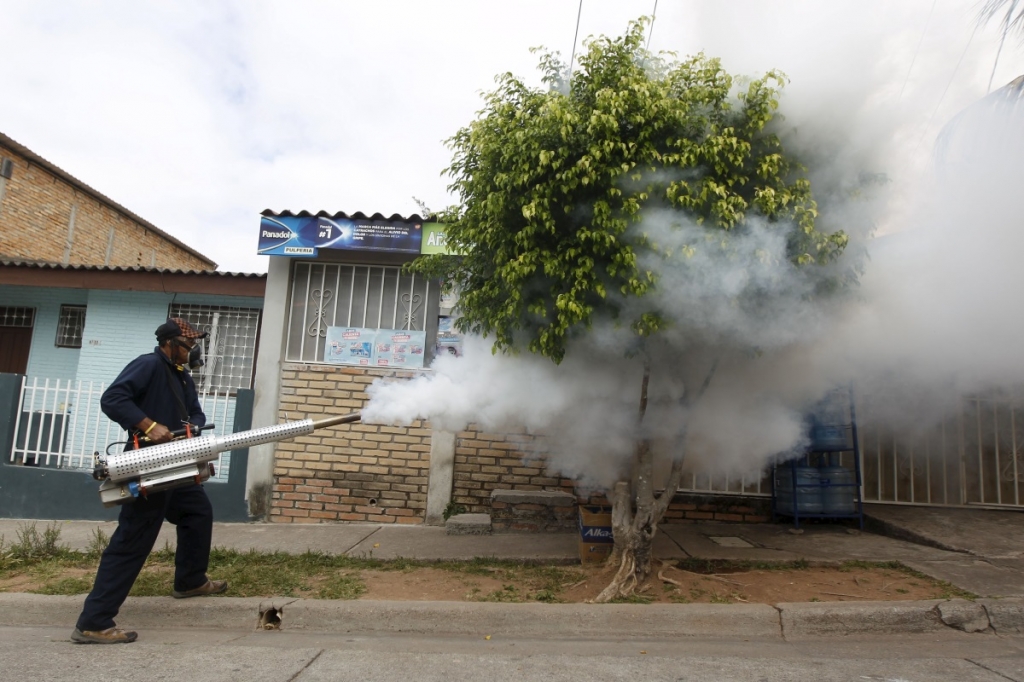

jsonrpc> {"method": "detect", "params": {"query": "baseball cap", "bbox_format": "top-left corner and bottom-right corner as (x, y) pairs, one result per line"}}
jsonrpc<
(156, 317), (208, 342)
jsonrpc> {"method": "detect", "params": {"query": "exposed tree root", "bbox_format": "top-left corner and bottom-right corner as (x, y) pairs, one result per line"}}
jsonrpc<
(593, 547), (638, 603)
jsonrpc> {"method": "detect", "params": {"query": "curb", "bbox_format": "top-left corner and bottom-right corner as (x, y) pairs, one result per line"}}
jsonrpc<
(4, 594), (1023, 639)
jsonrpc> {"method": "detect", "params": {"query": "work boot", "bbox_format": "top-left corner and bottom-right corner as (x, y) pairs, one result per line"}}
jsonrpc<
(71, 627), (138, 644)
(172, 579), (228, 599)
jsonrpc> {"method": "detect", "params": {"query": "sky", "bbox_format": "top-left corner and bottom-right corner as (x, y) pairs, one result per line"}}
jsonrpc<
(3, 0), (1023, 274)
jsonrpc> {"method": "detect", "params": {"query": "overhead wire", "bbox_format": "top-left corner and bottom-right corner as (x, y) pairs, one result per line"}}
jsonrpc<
(568, 0), (584, 78)
(915, 22), (980, 154)
(646, 0), (659, 53)
(900, 0), (937, 100)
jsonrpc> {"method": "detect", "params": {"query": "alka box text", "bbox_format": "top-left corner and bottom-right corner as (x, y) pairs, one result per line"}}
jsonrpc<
(578, 505), (613, 564)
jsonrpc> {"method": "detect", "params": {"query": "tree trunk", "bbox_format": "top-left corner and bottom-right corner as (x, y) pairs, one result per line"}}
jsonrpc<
(593, 353), (718, 603)
(595, 356), (686, 602)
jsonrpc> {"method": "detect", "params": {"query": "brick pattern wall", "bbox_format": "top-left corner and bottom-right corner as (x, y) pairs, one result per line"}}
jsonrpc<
(663, 493), (771, 524)
(452, 427), (576, 514)
(453, 429), (772, 525)
(490, 502), (578, 533)
(270, 363), (431, 524)
(0, 143), (210, 270)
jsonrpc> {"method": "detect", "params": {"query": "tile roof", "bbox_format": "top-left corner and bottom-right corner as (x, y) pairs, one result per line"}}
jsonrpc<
(260, 209), (426, 222)
(0, 259), (264, 278)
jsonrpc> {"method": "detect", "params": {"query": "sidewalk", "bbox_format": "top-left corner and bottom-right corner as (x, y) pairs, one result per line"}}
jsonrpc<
(3, 515), (1024, 639)
(2, 511), (1022, 597)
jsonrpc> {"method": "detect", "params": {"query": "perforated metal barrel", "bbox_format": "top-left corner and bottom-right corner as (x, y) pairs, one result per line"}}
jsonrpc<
(106, 419), (316, 482)
(107, 437), (218, 482)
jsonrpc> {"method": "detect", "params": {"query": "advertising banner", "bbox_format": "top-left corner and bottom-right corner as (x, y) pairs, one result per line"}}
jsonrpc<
(324, 327), (426, 368)
(324, 327), (377, 366)
(373, 329), (426, 369)
(258, 215), (423, 257)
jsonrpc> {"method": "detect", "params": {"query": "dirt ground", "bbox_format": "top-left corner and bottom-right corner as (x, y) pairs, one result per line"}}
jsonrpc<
(0, 561), (964, 604)
(355, 561), (957, 604)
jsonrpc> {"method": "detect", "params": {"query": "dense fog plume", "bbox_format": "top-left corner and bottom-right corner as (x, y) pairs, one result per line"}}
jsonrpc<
(826, 78), (1024, 432)
(365, 5), (1024, 487)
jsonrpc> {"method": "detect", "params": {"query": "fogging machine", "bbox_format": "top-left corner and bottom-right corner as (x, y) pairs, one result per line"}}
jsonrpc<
(92, 412), (362, 507)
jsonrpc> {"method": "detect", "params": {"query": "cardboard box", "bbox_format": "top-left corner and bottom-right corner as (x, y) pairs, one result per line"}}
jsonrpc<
(578, 505), (613, 564)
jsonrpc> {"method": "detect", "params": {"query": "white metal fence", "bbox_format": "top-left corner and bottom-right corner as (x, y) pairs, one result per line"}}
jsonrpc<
(677, 394), (1024, 510)
(8, 377), (237, 481)
(860, 394), (1024, 508)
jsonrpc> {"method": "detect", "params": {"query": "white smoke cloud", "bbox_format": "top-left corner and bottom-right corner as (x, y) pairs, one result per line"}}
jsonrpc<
(363, 2), (1024, 490)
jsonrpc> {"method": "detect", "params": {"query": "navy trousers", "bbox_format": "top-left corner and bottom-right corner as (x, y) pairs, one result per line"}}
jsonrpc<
(76, 484), (213, 631)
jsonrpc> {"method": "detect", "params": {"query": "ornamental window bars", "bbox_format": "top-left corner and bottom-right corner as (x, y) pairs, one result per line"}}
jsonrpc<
(55, 305), (87, 348)
(168, 304), (261, 393)
(285, 262), (437, 364)
(0, 307), (35, 327)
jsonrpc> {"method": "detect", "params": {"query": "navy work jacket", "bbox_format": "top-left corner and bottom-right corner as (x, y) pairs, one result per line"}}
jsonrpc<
(100, 348), (207, 441)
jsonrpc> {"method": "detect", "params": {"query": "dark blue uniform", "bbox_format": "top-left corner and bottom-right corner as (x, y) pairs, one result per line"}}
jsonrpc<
(76, 349), (214, 632)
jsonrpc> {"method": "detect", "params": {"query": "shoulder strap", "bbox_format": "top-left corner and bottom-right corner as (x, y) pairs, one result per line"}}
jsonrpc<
(161, 362), (190, 423)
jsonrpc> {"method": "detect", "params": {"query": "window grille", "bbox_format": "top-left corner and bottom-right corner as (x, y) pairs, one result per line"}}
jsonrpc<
(168, 304), (261, 392)
(55, 305), (87, 348)
(0, 307), (35, 327)
(286, 262), (438, 364)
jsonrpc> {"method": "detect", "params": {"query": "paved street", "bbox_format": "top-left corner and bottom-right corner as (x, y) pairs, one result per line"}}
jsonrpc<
(5, 624), (1024, 681)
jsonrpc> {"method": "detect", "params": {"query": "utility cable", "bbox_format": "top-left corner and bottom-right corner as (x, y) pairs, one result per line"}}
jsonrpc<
(646, 0), (659, 53)
(568, 0), (583, 78)
(900, 0), (937, 100)
(915, 23), (979, 154)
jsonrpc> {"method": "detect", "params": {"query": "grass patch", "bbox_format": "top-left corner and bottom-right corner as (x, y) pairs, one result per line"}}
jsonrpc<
(0, 523), (980, 603)
(837, 560), (978, 600)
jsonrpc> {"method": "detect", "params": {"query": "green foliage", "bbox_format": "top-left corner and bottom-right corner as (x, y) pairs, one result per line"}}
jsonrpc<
(442, 501), (467, 521)
(85, 527), (110, 560)
(411, 18), (847, 363)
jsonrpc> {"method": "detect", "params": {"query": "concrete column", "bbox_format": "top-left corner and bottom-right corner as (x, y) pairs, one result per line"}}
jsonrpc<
(424, 429), (456, 525)
(245, 255), (292, 519)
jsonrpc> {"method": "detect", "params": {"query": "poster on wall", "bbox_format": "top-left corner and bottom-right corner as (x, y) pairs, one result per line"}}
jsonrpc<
(434, 316), (463, 358)
(324, 327), (377, 366)
(373, 329), (426, 369)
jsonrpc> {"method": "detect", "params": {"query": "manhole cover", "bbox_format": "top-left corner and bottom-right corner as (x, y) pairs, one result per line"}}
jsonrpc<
(707, 536), (754, 548)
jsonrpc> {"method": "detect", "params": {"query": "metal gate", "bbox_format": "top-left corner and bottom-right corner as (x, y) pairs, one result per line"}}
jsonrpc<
(860, 393), (1024, 508)
(677, 393), (1024, 510)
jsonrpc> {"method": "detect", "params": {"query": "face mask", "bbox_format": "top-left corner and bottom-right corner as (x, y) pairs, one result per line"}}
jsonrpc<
(187, 342), (204, 370)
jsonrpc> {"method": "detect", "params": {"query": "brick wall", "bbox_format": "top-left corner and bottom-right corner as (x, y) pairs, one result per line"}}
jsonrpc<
(270, 363), (431, 524)
(268, 368), (774, 527)
(451, 426), (575, 514)
(0, 142), (211, 270)
(454, 428), (772, 524)
(663, 493), (771, 524)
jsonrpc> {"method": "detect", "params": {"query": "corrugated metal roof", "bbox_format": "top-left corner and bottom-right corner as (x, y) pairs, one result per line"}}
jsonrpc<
(0, 132), (217, 268)
(0, 259), (264, 278)
(260, 209), (426, 222)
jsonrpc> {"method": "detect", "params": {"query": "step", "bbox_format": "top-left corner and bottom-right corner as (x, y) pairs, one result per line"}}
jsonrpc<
(444, 513), (492, 536)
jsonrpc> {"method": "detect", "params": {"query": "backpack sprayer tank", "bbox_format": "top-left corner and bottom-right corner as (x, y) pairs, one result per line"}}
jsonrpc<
(93, 413), (361, 507)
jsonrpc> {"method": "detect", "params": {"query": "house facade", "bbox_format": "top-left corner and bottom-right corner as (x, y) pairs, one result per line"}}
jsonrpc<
(0, 131), (214, 270)
(0, 132), (265, 521)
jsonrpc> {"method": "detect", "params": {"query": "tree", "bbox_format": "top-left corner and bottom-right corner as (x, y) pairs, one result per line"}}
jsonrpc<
(411, 19), (847, 600)
(978, 0), (1024, 92)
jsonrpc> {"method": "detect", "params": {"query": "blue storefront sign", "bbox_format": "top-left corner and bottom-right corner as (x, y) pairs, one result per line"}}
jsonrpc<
(258, 215), (423, 257)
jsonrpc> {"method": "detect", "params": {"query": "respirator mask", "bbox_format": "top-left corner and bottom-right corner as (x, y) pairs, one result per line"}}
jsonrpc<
(186, 341), (204, 370)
